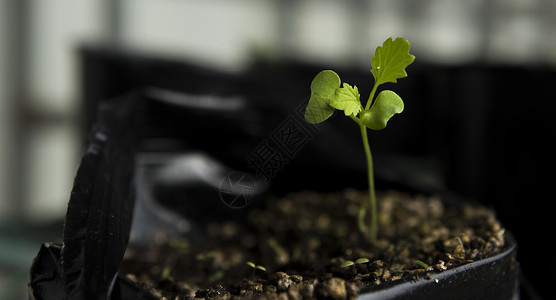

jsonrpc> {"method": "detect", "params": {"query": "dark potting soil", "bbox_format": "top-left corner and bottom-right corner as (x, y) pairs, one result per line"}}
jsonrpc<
(119, 189), (508, 300)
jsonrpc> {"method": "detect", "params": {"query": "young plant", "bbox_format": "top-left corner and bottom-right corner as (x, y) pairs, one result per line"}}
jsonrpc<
(413, 259), (431, 270)
(341, 257), (370, 268)
(246, 261), (267, 272)
(246, 261), (267, 277)
(304, 37), (415, 244)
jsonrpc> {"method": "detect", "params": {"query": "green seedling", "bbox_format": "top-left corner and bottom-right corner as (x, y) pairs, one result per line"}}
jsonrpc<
(246, 261), (267, 272)
(207, 270), (225, 284)
(413, 259), (430, 270)
(168, 237), (190, 254)
(196, 250), (218, 261)
(160, 266), (171, 280)
(268, 237), (289, 264)
(305, 37), (415, 244)
(341, 257), (370, 268)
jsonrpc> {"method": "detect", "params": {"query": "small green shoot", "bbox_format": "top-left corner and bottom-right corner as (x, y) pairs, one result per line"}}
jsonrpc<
(246, 261), (267, 272)
(413, 259), (430, 270)
(160, 266), (171, 280)
(341, 257), (370, 268)
(257, 265), (267, 272)
(196, 250), (218, 261)
(355, 258), (370, 264)
(305, 37), (415, 244)
(387, 244), (395, 253)
(452, 236), (466, 260)
(268, 237), (289, 264)
(207, 270), (225, 284)
(168, 237), (190, 254)
(340, 261), (355, 268)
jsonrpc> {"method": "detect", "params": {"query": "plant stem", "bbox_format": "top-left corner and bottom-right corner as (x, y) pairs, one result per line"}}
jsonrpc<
(365, 82), (380, 110)
(359, 123), (377, 244)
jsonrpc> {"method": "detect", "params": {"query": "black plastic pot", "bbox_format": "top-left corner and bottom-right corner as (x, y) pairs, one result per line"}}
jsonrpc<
(28, 86), (519, 300)
(359, 238), (517, 300)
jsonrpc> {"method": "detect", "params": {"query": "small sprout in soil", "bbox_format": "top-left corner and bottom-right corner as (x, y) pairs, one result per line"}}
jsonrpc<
(196, 250), (218, 261)
(387, 244), (395, 252)
(355, 258), (370, 264)
(267, 237), (285, 255)
(267, 237), (289, 264)
(246, 261), (267, 272)
(256, 266), (267, 272)
(341, 257), (370, 268)
(168, 237), (190, 254)
(207, 270), (225, 284)
(340, 261), (355, 268)
(305, 37), (415, 244)
(160, 266), (171, 280)
(413, 260), (430, 270)
(453, 244), (466, 260)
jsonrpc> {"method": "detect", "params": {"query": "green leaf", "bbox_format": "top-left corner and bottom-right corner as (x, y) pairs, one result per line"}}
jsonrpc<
(160, 266), (171, 280)
(305, 70), (341, 124)
(355, 258), (370, 264)
(362, 90), (404, 130)
(256, 265), (267, 272)
(331, 83), (362, 117)
(246, 261), (256, 268)
(340, 261), (355, 268)
(207, 270), (224, 283)
(371, 37), (415, 86)
(413, 260), (430, 269)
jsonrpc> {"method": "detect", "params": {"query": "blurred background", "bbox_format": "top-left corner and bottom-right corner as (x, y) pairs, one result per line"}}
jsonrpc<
(1, 0), (554, 299)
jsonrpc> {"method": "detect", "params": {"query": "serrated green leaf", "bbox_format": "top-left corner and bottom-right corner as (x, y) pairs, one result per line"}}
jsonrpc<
(305, 70), (341, 124)
(362, 90), (404, 130)
(330, 83), (362, 117)
(371, 37), (415, 86)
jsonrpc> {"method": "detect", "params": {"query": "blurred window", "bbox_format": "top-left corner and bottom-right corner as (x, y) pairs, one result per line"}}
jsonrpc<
(1, 0), (555, 222)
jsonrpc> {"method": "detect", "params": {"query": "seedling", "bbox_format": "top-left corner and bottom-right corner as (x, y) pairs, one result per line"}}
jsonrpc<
(207, 270), (225, 284)
(168, 237), (190, 254)
(341, 257), (371, 268)
(196, 250), (218, 261)
(305, 37), (415, 244)
(160, 266), (171, 280)
(413, 259), (430, 270)
(246, 261), (267, 272)
(267, 237), (289, 264)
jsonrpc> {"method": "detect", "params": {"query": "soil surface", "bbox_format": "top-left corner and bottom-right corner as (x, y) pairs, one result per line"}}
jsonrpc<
(120, 189), (507, 300)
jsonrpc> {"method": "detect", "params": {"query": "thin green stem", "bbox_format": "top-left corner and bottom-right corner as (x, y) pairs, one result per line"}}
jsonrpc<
(349, 115), (361, 125)
(365, 81), (380, 110)
(359, 123), (377, 243)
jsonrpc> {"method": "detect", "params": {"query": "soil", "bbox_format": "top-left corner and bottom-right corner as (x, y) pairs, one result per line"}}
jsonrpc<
(119, 189), (508, 300)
